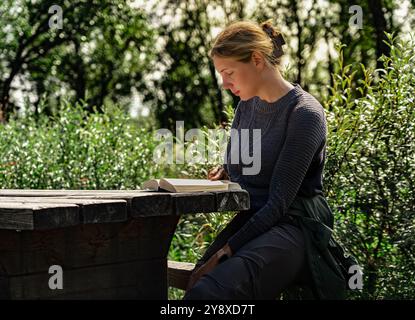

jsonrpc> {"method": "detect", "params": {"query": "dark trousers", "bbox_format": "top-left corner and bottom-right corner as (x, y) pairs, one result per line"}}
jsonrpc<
(183, 210), (312, 300)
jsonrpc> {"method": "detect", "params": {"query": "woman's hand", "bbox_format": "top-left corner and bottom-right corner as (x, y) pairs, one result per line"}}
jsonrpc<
(207, 166), (229, 181)
(185, 244), (233, 293)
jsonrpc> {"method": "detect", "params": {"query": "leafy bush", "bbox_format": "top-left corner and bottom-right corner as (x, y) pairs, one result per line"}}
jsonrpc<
(325, 34), (415, 299)
(0, 102), (161, 189)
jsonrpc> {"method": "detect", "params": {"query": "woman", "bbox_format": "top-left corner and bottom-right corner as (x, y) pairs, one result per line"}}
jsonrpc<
(184, 20), (345, 300)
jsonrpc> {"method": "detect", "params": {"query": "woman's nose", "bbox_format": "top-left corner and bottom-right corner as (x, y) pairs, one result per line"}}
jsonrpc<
(222, 80), (232, 90)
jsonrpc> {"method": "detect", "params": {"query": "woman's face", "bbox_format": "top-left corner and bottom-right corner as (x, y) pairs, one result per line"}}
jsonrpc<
(213, 54), (262, 101)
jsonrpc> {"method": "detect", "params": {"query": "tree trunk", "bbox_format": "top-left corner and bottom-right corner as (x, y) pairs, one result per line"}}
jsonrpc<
(291, 0), (303, 85)
(368, 0), (391, 69)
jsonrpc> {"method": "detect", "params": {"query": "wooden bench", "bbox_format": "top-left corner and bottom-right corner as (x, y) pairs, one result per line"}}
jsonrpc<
(167, 260), (195, 290)
(0, 189), (249, 299)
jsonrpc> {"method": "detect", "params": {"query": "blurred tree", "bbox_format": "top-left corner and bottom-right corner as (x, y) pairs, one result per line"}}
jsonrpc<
(140, 0), (247, 131)
(253, 0), (329, 94)
(253, 0), (402, 98)
(0, 0), (153, 121)
(327, 0), (398, 75)
(1, 0), (410, 126)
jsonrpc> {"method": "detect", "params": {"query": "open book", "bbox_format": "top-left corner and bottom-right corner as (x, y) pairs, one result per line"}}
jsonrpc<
(141, 178), (242, 193)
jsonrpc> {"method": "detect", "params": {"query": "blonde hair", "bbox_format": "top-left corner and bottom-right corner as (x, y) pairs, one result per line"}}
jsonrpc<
(209, 20), (286, 68)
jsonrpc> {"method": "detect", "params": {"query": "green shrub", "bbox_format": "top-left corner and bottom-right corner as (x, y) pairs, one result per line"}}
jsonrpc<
(0, 102), (161, 189)
(325, 34), (415, 299)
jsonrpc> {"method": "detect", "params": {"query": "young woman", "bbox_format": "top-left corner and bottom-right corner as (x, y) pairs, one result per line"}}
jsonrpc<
(184, 20), (345, 300)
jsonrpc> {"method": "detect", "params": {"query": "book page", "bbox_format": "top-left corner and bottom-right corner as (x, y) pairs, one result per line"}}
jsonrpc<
(220, 180), (242, 190)
(160, 178), (228, 192)
(143, 178), (242, 193)
(141, 179), (160, 191)
(161, 178), (224, 186)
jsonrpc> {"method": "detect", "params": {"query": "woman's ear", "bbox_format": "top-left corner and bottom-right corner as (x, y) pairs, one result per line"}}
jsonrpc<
(251, 51), (265, 69)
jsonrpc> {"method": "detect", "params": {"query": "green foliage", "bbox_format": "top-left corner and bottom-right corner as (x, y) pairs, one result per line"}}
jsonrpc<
(140, 0), (232, 132)
(0, 84), (235, 189)
(0, 101), (162, 189)
(0, 0), (154, 119)
(2, 0), (412, 128)
(325, 34), (415, 299)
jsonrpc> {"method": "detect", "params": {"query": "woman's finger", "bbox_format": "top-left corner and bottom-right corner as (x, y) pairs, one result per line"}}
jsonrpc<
(210, 172), (221, 180)
(209, 166), (219, 176)
(207, 167), (218, 179)
(213, 168), (225, 180)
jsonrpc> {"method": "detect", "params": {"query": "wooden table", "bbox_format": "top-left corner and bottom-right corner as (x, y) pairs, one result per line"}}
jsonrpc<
(0, 189), (249, 299)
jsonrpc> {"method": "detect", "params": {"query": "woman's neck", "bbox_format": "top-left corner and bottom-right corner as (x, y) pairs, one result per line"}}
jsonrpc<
(257, 69), (294, 104)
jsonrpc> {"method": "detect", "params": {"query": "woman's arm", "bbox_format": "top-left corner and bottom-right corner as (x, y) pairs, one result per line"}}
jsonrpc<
(227, 104), (327, 253)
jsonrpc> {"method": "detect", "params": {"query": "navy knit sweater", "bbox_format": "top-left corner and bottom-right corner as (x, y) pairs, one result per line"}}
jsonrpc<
(224, 83), (328, 253)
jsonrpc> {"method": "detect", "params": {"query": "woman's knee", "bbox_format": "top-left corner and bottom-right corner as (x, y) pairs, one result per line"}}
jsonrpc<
(183, 276), (222, 300)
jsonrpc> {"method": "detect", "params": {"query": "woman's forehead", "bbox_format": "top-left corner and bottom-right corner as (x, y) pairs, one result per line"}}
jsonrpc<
(213, 56), (239, 71)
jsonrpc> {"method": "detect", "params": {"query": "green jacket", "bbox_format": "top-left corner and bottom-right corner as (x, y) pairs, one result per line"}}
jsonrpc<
(288, 194), (348, 300)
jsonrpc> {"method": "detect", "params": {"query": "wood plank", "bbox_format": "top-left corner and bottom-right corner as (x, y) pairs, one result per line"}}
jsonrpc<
(0, 189), (159, 196)
(167, 260), (195, 290)
(59, 191), (249, 216)
(215, 190), (250, 212)
(0, 197), (127, 224)
(0, 214), (180, 299)
(130, 193), (173, 217)
(0, 189), (251, 219)
(0, 216), (179, 276)
(172, 192), (216, 214)
(0, 190), (176, 217)
(4, 259), (167, 299)
(0, 202), (79, 230)
(53, 194), (174, 217)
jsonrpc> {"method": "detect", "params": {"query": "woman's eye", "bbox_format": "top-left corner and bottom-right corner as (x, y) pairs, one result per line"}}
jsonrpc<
(227, 72), (234, 76)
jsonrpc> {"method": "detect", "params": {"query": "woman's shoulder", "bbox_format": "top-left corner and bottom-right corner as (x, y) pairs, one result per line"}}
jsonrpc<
(287, 90), (327, 130)
(293, 89), (326, 118)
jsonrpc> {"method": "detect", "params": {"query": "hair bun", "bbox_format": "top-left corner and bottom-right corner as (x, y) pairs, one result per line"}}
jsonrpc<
(260, 20), (285, 58)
